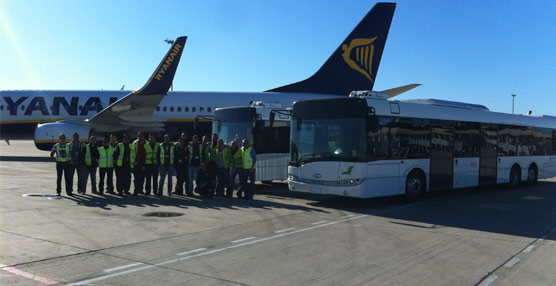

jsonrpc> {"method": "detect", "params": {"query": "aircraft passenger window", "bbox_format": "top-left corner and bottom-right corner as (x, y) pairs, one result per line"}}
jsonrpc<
(192, 107), (196, 112)
(163, 107), (167, 112)
(184, 107), (189, 112)
(200, 107), (204, 112)
(177, 107), (182, 112)
(156, 107), (160, 111)
(21, 105), (25, 110)
(207, 107), (212, 112)
(170, 107), (174, 112)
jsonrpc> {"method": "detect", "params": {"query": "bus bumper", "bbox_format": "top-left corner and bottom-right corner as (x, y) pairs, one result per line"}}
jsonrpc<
(288, 179), (365, 197)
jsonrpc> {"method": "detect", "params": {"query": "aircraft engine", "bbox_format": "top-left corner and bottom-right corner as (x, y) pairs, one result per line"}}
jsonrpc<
(34, 122), (91, 151)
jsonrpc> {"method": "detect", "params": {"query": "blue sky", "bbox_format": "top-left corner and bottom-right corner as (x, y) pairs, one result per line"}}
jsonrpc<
(1, 0), (555, 115)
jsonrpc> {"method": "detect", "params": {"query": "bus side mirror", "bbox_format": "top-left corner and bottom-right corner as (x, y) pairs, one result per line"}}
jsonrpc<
(194, 117), (199, 130)
(217, 121), (222, 132)
(296, 119), (302, 131)
(269, 112), (276, 127)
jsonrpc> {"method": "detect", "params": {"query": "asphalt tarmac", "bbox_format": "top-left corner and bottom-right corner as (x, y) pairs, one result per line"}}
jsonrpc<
(1, 141), (555, 285)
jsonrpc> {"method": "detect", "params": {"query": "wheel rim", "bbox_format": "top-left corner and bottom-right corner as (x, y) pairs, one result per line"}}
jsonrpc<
(529, 169), (536, 181)
(408, 177), (421, 196)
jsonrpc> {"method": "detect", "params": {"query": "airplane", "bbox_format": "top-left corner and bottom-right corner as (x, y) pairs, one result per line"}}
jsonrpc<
(0, 2), (413, 151)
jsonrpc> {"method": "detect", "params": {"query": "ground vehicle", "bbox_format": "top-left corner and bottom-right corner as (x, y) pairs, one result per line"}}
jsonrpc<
(288, 91), (556, 199)
(202, 102), (291, 182)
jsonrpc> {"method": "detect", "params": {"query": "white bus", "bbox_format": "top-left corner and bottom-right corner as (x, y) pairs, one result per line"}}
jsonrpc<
(205, 102), (291, 183)
(287, 92), (556, 200)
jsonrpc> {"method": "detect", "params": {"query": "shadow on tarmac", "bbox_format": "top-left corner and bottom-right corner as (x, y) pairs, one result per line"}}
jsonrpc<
(59, 182), (329, 214)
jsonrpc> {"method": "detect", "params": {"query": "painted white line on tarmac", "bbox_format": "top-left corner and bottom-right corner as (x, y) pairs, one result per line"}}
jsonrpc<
(478, 274), (499, 286)
(311, 220), (328, 225)
(103, 262), (144, 273)
(340, 214), (354, 219)
(176, 248), (207, 256)
(523, 245), (535, 253)
(504, 257), (520, 268)
(73, 202), (430, 285)
(0, 263), (66, 285)
(275, 228), (295, 233)
(231, 237), (256, 243)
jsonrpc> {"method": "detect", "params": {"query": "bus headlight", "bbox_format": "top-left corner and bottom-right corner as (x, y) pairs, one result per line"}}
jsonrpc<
(288, 174), (298, 181)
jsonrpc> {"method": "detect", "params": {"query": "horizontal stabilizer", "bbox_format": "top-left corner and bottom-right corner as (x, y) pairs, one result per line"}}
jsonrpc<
(380, 84), (421, 98)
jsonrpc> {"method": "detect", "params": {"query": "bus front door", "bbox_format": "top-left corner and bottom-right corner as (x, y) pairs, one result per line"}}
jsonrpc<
(430, 121), (454, 190)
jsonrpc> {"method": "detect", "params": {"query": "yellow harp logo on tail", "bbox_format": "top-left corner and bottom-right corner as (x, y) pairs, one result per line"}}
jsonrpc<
(341, 37), (377, 83)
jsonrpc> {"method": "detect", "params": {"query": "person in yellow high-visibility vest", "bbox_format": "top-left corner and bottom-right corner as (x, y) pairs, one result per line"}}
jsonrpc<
(98, 137), (115, 194)
(238, 139), (256, 200)
(144, 133), (160, 196)
(158, 134), (175, 196)
(50, 133), (72, 196)
(227, 139), (243, 198)
(215, 138), (232, 197)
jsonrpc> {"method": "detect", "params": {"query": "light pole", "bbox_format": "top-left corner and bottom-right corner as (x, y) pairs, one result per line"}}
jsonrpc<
(512, 94), (517, 114)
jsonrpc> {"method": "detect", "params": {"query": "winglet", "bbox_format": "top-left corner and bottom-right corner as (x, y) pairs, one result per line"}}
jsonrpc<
(135, 36), (187, 95)
(380, 84), (421, 99)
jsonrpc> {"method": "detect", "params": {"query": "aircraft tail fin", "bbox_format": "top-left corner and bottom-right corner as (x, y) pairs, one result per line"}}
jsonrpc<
(135, 36), (187, 95)
(267, 2), (395, 95)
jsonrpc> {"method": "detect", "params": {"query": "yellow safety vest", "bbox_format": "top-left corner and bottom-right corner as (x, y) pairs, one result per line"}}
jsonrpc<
(98, 146), (114, 168)
(144, 142), (159, 165)
(159, 144), (174, 165)
(55, 143), (70, 163)
(231, 148), (243, 169)
(116, 143), (134, 168)
(241, 146), (254, 169)
(84, 145), (93, 166)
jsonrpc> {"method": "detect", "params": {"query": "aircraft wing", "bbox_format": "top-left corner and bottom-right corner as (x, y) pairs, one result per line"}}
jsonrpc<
(87, 36), (187, 131)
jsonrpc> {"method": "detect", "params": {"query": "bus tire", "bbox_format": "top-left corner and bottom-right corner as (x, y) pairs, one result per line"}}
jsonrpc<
(405, 170), (425, 201)
(527, 164), (538, 185)
(508, 164), (521, 189)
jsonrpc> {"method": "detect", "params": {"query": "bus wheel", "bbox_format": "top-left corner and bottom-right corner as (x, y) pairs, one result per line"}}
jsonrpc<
(508, 165), (521, 189)
(405, 170), (425, 201)
(527, 164), (538, 185)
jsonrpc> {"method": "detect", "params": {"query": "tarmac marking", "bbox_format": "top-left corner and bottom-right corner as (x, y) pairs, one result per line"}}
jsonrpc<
(478, 274), (498, 286)
(523, 245), (535, 253)
(177, 248), (207, 256)
(231, 237), (256, 243)
(275, 228), (296, 233)
(103, 262), (144, 273)
(504, 257), (520, 268)
(340, 214), (354, 219)
(311, 220), (328, 225)
(0, 263), (66, 285)
(73, 202), (429, 285)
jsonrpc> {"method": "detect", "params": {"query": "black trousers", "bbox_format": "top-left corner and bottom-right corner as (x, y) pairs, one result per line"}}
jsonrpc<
(175, 165), (188, 194)
(133, 164), (146, 194)
(116, 166), (132, 193)
(99, 167), (114, 193)
(145, 164), (158, 195)
(84, 166), (98, 193)
(69, 164), (85, 193)
(56, 163), (72, 194)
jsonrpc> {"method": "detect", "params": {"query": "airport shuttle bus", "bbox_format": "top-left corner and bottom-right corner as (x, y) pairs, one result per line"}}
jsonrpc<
(287, 91), (556, 199)
(210, 102), (291, 182)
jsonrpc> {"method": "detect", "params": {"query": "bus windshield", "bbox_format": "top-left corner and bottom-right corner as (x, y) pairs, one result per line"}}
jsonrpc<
(290, 118), (366, 165)
(214, 121), (254, 145)
(213, 107), (256, 144)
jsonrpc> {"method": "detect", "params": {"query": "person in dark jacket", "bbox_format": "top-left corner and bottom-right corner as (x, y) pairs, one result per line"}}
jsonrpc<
(195, 161), (215, 198)
(113, 134), (133, 195)
(81, 136), (99, 194)
(174, 138), (189, 195)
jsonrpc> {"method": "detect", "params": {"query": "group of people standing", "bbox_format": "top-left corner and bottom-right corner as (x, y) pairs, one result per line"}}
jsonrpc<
(50, 132), (257, 200)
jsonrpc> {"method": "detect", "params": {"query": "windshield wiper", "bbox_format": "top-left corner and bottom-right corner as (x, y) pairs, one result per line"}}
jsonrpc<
(294, 153), (333, 164)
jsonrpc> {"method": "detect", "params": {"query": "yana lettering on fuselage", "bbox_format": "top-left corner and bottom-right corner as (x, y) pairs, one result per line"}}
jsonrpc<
(2, 96), (119, 116)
